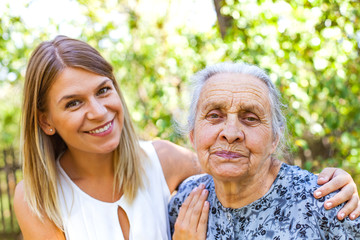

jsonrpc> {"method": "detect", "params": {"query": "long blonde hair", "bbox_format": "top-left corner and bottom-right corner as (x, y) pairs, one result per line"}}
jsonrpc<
(21, 35), (144, 229)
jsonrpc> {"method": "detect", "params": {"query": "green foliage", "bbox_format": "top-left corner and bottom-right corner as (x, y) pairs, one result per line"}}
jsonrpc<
(0, 5), (32, 147)
(215, 0), (360, 185)
(0, 0), (359, 187)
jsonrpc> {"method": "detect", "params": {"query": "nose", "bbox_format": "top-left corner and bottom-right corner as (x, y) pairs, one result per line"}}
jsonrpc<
(219, 115), (244, 144)
(87, 98), (107, 120)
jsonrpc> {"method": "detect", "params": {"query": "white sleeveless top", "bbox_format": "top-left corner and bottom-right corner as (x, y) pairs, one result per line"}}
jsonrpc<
(57, 141), (171, 240)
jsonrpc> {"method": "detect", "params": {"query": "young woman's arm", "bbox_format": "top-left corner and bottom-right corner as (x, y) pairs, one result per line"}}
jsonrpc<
(153, 140), (202, 193)
(14, 181), (65, 240)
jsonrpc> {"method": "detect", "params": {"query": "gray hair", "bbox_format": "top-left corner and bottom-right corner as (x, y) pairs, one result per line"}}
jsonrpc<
(185, 62), (287, 155)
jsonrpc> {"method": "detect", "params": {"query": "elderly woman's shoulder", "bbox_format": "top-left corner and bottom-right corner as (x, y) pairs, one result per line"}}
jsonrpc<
(280, 163), (319, 186)
(169, 174), (213, 217)
(279, 163), (342, 208)
(177, 174), (213, 194)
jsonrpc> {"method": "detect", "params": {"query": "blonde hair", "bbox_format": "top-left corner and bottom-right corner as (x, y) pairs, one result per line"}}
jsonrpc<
(21, 35), (144, 229)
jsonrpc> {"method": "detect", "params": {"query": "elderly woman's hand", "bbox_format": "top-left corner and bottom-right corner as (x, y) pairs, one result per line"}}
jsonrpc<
(173, 184), (209, 240)
(313, 167), (360, 220)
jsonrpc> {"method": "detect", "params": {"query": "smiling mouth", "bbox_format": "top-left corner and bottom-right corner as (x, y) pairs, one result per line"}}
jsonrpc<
(214, 150), (245, 159)
(87, 120), (113, 134)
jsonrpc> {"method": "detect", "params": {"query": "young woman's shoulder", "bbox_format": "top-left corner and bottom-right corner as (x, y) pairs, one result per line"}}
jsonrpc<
(14, 180), (65, 240)
(152, 140), (202, 193)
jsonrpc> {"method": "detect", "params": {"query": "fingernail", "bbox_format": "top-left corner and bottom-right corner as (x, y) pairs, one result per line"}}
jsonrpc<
(339, 212), (345, 219)
(350, 214), (356, 220)
(325, 202), (333, 208)
(199, 183), (205, 189)
(202, 189), (208, 195)
(314, 191), (322, 198)
(192, 186), (198, 192)
(318, 177), (325, 181)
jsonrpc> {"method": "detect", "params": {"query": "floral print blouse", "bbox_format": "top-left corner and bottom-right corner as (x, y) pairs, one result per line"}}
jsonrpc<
(168, 163), (360, 240)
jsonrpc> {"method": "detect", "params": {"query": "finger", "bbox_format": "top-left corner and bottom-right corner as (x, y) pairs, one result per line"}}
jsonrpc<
(197, 201), (210, 239)
(177, 186), (198, 223)
(314, 174), (348, 199)
(174, 185), (205, 239)
(336, 194), (359, 220)
(317, 167), (336, 185)
(323, 183), (355, 210)
(349, 200), (360, 220)
(184, 184), (205, 223)
(189, 189), (209, 228)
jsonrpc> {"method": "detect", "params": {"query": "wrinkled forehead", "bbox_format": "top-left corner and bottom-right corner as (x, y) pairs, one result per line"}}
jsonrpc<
(197, 72), (271, 111)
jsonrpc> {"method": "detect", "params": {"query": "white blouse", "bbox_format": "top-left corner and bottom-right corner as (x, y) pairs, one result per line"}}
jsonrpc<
(57, 141), (171, 240)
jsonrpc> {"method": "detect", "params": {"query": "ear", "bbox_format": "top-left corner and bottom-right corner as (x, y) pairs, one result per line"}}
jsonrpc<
(38, 112), (56, 135)
(270, 133), (280, 154)
(189, 130), (195, 149)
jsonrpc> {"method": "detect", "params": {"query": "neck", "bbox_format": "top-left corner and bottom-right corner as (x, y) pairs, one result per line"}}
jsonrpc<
(60, 149), (115, 180)
(213, 159), (282, 209)
(60, 149), (122, 203)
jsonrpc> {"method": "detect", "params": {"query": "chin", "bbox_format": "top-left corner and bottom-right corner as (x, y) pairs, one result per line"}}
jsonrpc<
(100, 141), (120, 154)
(211, 168), (248, 181)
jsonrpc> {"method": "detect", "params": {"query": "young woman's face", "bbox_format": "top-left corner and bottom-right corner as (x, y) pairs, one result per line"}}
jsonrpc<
(40, 67), (124, 155)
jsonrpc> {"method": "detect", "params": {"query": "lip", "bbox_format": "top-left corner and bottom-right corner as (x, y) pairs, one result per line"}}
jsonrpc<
(86, 119), (114, 137)
(214, 150), (245, 159)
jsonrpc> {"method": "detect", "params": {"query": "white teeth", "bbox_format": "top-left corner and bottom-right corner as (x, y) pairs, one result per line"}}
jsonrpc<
(89, 122), (112, 134)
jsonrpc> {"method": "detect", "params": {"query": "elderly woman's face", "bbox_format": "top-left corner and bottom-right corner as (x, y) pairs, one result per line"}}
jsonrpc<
(190, 73), (278, 182)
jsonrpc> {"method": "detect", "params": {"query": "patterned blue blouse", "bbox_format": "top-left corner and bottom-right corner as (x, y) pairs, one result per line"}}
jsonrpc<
(168, 163), (360, 240)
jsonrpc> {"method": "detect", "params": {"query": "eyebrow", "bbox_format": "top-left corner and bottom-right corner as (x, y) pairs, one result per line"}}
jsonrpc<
(57, 79), (112, 104)
(201, 99), (265, 114)
(202, 101), (227, 111)
(239, 103), (259, 112)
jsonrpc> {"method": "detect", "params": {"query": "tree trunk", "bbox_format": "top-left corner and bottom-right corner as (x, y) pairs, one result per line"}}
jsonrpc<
(213, 0), (233, 39)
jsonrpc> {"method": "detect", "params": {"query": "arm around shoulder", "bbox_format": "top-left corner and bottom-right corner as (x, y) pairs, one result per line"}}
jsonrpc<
(152, 140), (202, 193)
(14, 180), (65, 240)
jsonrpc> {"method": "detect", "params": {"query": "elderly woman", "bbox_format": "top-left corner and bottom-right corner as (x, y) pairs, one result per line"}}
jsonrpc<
(168, 62), (360, 239)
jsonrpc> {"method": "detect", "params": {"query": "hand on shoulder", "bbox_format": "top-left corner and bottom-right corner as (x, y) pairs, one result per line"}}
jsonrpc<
(314, 168), (360, 220)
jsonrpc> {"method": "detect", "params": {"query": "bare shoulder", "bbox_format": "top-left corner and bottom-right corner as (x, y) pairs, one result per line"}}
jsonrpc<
(14, 180), (24, 203)
(14, 180), (65, 240)
(152, 139), (196, 171)
(152, 139), (190, 160)
(152, 140), (201, 193)
(14, 180), (27, 217)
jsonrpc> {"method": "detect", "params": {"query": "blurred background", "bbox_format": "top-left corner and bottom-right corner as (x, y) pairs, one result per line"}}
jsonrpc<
(0, 0), (359, 239)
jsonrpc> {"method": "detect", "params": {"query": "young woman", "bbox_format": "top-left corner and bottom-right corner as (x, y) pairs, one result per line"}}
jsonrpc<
(14, 36), (359, 240)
